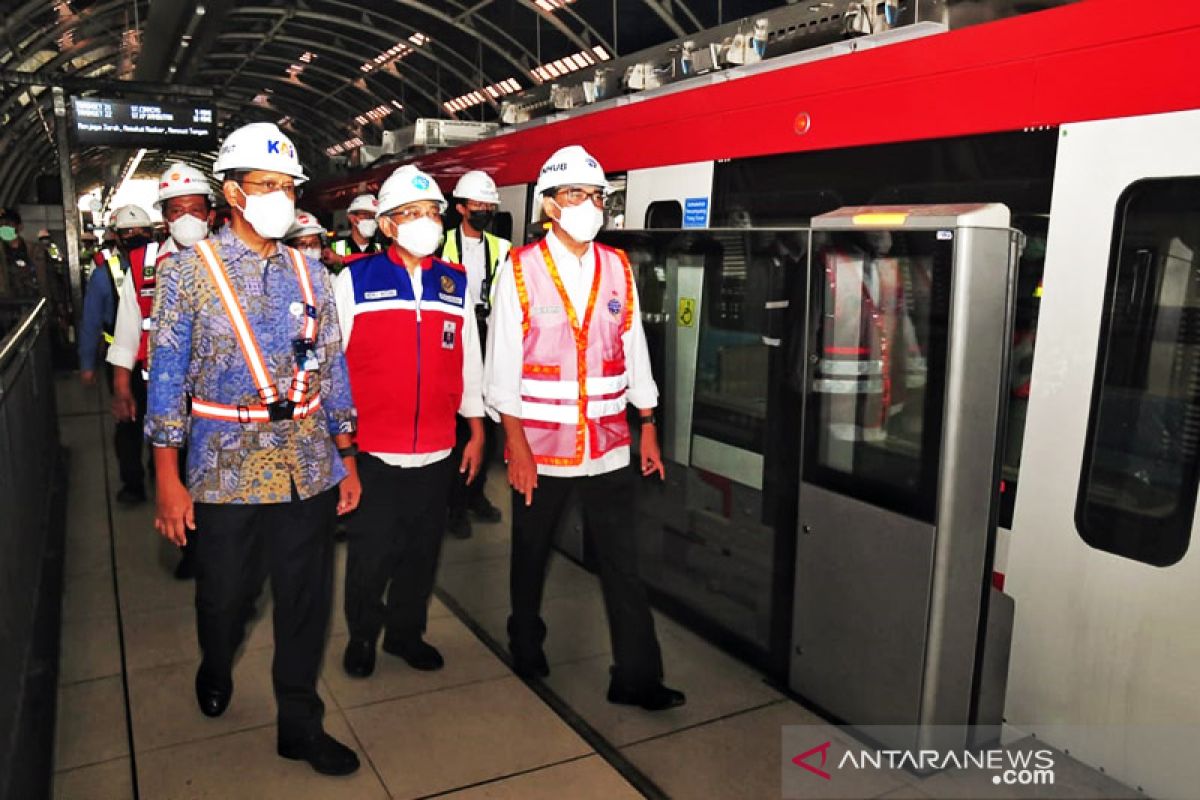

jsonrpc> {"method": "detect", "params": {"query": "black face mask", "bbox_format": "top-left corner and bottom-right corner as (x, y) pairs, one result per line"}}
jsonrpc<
(120, 235), (150, 250)
(466, 210), (495, 232)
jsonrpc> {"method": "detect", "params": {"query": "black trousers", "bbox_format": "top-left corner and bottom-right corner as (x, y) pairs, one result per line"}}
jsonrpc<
(108, 365), (146, 491)
(448, 414), (497, 515)
(344, 454), (454, 645)
(193, 488), (337, 739)
(508, 467), (664, 691)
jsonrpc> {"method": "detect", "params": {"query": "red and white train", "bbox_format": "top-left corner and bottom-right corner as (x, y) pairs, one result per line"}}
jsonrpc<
(307, 2), (1200, 796)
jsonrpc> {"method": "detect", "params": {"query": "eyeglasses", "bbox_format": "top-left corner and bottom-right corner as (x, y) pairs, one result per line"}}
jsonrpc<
(387, 205), (442, 223)
(556, 186), (606, 207)
(239, 179), (298, 198)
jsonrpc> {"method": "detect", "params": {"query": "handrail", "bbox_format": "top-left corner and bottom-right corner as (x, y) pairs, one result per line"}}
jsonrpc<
(0, 298), (47, 373)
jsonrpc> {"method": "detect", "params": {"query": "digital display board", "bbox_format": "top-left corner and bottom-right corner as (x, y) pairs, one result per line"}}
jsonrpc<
(71, 98), (218, 149)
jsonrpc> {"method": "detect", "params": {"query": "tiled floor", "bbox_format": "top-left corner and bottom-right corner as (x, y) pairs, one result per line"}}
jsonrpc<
(50, 376), (1145, 799)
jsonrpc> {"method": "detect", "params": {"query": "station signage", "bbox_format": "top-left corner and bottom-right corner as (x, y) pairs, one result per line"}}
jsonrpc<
(71, 97), (218, 149)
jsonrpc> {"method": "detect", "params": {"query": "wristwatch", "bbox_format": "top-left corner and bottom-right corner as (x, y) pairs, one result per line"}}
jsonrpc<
(337, 443), (360, 459)
(639, 411), (659, 427)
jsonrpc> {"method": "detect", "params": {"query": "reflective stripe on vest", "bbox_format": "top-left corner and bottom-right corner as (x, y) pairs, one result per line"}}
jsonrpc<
(193, 239), (319, 409)
(512, 239), (634, 467)
(97, 248), (124, 344)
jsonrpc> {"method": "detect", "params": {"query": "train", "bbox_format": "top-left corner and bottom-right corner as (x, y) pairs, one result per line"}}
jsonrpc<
(304, 2), (1200, 796)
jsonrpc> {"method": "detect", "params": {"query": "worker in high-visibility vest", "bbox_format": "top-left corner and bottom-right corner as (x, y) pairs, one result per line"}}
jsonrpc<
(484, 145), (684, 711)
(324, 193), (381, 272)
(145, 122), (362, 777)
(441, 170), (510, 539)
(79, 203), (156, 504)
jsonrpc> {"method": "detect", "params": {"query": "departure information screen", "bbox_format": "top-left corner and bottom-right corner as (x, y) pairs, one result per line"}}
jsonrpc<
(71, 98), (217, 149)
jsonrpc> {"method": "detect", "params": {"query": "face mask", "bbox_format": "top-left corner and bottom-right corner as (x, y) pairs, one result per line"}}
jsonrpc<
(0, 226), (16, 242)
(169, 214), (208, 247)
(236, 187), (295, 240)
(467, 210), (495, 231)
(391, 217), (443, 258)
(301, 247), (321, 261)
(553, 199), (605, 243)
(121, 234), (151, 250)
(356, 219), (377, 239)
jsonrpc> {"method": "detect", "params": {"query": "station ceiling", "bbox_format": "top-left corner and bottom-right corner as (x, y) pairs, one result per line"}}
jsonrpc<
(0, 0), (785, 207)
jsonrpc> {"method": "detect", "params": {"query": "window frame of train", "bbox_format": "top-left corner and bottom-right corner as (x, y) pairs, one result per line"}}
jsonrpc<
(1076, 176), (1200, 567)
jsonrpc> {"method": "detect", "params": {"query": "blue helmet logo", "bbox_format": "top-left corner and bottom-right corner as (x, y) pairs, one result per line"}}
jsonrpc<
(413, 175), (430, 190)
(585, 158), (598, 168)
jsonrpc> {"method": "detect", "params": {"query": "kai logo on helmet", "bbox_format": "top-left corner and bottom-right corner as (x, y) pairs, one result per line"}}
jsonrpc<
(267, 139), (296, 159)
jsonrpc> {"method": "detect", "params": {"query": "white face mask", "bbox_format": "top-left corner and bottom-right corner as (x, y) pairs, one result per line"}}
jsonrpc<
(390, 217), (443, 258)
(300, 247), (321, 261)
(553, 199), (605, 243)
(168, 213), (208, 247)
(356, 219), (378, 239)
(236, 187), (295, 240)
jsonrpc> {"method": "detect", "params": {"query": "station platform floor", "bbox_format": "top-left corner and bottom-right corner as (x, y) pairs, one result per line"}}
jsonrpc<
(48, 376), (1144, 800)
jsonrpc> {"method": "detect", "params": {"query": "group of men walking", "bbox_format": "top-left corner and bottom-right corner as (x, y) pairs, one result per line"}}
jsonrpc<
(76, 121), (684, 777)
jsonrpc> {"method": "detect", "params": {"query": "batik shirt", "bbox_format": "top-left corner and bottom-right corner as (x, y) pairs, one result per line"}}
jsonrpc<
(145, 226), (356, 504)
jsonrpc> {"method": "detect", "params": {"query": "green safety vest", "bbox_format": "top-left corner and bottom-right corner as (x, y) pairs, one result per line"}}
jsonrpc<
(441, 228), (511, 311)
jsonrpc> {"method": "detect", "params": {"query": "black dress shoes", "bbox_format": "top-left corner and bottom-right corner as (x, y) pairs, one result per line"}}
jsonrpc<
(607, 681), (687, 711)
(278, 731), (361, 776)
(511, 649), (550, 680)
(467, 495), (502, 523)
(447, 511), (472, 540)
(382, 638), (444, 671)
(342, 638), (376, 678)
(195, 671), (231, 718)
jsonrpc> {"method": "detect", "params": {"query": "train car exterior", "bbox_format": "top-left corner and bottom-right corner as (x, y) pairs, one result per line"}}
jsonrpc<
(305, 2), (1200, 795)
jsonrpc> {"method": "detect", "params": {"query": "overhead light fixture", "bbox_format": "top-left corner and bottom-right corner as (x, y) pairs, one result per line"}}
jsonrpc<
(195, 4), (206, 15)
(530, 46), (609, 83)
(443, 78), (522, 114)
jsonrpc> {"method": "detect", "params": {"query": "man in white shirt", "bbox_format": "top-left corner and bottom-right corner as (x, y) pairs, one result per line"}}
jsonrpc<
(335, 165), (485, 677)
(484, 145), (685, 711)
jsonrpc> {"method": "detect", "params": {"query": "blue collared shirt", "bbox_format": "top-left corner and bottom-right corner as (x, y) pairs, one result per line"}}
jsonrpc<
(145, 226), (356, 504)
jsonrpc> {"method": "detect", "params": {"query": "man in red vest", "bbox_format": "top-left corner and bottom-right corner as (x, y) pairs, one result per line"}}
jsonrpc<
(335, 165), (484, 678)
(484, 145), (685, 710)
(107, 163), (214, 576)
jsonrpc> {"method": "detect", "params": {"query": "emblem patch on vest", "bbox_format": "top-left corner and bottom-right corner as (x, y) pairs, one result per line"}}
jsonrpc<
(440, 275), (456, 294)
(442, 320), (457, 349)
(607, 298), (622, 316)
(142, 264), (155, 281)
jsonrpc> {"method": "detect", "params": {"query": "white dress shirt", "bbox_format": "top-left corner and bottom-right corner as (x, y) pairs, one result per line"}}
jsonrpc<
(459, 234), (487, 306)
(484, 230), (658, 478)
(335, 257), (485, 468)
(106, 238), (178, 372)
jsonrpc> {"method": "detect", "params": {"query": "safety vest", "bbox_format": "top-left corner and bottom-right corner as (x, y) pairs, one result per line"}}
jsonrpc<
(344, 252), (469, 454)
(441, 228), (511, 311)
(813, 250), (925, 442)
(189, 239), (322, 422)
(131, 241), (172, 365)
(93, 248), (127, 344)
(331, 237), (380, 262)
(511, 238), (634, 467)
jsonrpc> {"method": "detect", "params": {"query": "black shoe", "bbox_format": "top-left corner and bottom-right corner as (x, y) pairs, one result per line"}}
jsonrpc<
(447, 512), (472, 540)
(278, 731), (360, 776)
(116, 486), (146, 505)
(195, 671), (232, 718)
(467, 495), (502, 523)
(511, 649), (550, 680)
(342, 638), (376, 678)
(607, 681), (687, 711)
(173, 552), (196, 580)
(382, 638), (444, 671)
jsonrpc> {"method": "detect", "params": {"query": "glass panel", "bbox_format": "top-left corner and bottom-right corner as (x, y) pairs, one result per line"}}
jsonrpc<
(1077, 177), (1200, 567)
(803, 229), (954, 523)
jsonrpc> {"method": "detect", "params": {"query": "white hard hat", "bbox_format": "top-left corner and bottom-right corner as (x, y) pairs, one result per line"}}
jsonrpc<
(533, 145), (609, 197)
(376, 165), (446, 216)
(113, 204), (153, 230)
(212, 122), (308, 184)
(347, 193), (379, 214)
(155, 162), (215, 208)
(453, 170), (500, 204)
(286, 210), (325, 240)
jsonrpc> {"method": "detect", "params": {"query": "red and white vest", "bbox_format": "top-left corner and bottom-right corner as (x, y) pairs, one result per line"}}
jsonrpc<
(344, 250), (469, 454)
(512, 239), (634, 467)
(131, 241), (174, 365)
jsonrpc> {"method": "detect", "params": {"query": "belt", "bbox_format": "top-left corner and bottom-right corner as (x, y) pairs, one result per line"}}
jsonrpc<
(190, 395), (322, 423)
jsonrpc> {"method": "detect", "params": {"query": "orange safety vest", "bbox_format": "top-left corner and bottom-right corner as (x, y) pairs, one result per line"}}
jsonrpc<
(512, 238), (635, 467)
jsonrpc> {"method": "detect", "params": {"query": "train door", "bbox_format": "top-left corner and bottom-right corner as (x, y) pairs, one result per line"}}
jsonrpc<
(495, 183), (529, 245)
(1003, 109), (1200, 800)
(790, 205), (1021, 751)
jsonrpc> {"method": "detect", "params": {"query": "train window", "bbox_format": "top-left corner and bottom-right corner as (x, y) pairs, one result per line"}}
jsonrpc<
(645, 201), (683, 229)
(1076, 177), (1200, 567)
(803, 230), (953, 523)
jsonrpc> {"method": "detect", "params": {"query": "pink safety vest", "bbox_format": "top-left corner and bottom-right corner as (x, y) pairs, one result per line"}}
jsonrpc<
(512, 238), (635, 467)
